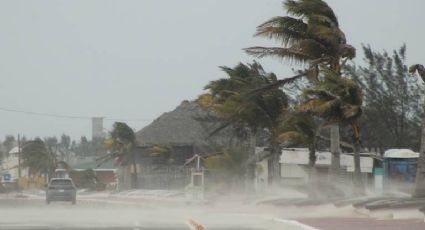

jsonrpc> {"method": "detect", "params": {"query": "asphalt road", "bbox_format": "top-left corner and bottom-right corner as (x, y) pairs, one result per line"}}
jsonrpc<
(2, 196), (425, 230)
(0, 198), (309, 230)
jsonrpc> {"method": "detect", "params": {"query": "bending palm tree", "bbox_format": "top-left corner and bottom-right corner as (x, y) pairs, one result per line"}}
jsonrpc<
(299, 68), (364, 193)
(22, 139), (70, 180)
(202, 62), (289, 184)
(245, 0), (357, 186)
(409, 64), (425, 197)
(101, 122), (138, 189)
(244, 0), (355, 74)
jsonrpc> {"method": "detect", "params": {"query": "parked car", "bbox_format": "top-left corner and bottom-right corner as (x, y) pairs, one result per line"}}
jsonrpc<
(46, 178), (77, 204)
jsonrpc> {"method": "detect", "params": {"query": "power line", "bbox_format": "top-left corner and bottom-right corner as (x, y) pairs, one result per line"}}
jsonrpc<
(0, 107), (90, 119)
(0, 107), (152, 122)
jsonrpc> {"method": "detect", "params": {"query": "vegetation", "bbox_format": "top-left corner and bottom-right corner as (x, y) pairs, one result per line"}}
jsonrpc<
(204, 145), (250, 191)
(201, 61), (289, 183)
(278, 112), (318, 168)
(3, 135), (15, 157)
(102, 122), (138, 188)
(408, 64), (425, 197)
(346, 45), (423, 151)
(21, 139), (69, 179)
(245, 0), (358, 184)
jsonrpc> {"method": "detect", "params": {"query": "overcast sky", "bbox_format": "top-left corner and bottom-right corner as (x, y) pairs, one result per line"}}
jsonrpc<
(0, 0), (423, 141)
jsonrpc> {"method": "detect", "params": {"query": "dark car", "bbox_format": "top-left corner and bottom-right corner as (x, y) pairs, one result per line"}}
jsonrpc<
(46, 178), (77, 204)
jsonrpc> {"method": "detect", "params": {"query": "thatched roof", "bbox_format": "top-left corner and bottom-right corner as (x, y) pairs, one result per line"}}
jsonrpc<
(135, 100), (234, 152)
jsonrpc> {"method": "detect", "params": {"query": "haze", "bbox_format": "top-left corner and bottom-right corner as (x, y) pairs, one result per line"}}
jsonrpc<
(0, 0), (422, 139)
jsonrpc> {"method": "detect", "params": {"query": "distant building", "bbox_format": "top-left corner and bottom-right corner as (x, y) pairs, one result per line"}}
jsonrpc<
(92, 117), (104, 140)
(0, 147), (28, 183)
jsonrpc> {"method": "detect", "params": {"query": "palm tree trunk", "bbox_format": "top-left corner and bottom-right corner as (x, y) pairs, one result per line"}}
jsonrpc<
(353, 141), (365, 195)
(245, 130), (256, 191)
(269, 141), (281, 186)
(308, 138), (318, 199)
(131, 151), (138, 189)
(329, 124), (341, 180)
(414, 114), (425, 197)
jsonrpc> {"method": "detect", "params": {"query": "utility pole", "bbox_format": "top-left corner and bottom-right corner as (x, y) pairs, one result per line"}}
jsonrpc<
(17, 134), (21, 178)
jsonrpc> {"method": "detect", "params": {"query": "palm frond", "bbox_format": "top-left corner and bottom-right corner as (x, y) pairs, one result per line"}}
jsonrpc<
(341, 105), (362, 121)
(277, 131), (306, 144)
(284, 0), (339, 27)
(207, 121), (233, 138)
(249, 71), (307, 94)
(294, 39), (328, 59)
(339, 44), (356, 59)
(244, 46), (313, 63)
(255, 16), (307, 46)
(303, 88), (338, 100)
(299, 98), (340, 116)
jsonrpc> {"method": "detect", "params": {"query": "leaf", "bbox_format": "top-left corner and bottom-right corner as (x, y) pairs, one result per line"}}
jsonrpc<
(277, 131), (306, 144)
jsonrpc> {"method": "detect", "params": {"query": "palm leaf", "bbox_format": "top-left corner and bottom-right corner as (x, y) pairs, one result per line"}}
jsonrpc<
(244, 46), (313, 63)
(284, 0), (339, 27)
(249, 70), (308, 94)
(255, 16), (307, 46)
(277, 131), (306, 144)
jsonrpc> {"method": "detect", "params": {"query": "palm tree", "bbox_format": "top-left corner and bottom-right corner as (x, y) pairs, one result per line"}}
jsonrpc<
(101, 122), (138, 189)
(244, 0), (355, 73)
(202, 62), (289, 184)
(278, 112), (320, 198)
(409, 64), (425, 197)
(21, 139), (69, 180)
(299, 68), (364, 193)
(245, 0), (357, 182)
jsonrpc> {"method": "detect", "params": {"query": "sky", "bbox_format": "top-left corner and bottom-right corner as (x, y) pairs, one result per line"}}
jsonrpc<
(0, 0), (423, 141)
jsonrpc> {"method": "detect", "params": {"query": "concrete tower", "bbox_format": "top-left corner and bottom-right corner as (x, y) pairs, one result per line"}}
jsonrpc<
(92, 117), (104, 140)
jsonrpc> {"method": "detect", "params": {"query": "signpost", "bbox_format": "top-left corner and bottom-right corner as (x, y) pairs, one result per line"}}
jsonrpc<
(184, 154), (205, 203)
(3, 173), (11, 183)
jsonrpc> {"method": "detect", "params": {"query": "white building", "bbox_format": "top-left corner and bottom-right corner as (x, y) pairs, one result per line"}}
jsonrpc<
(0, 147), (28, 183)
(279, 148), (375, 185)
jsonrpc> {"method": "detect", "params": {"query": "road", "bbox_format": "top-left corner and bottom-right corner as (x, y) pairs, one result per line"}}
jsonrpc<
(0, 198), (310, 230)
(1, 195), (425, 230)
